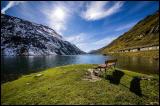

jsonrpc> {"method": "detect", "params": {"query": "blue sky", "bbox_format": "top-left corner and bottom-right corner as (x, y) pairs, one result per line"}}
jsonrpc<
(1, 1), (159, 52)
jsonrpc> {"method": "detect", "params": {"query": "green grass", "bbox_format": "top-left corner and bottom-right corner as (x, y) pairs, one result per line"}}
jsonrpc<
(1, 64), (159, 105)
(108, 50), (159, 58)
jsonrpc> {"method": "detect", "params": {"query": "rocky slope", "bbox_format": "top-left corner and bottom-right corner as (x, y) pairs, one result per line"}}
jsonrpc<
(1, 14), (84, 56)
(94, 11), (159, 54)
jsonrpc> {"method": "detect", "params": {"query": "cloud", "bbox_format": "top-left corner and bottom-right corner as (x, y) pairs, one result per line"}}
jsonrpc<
(87, 35), (118, 52)
(1, 1), (25, 14)
(65, 33), (93, 52)
(94, 36), (117, 46)
(1, 1), (84, 35)
(41, 3), (70, 35)
(79, 36), (117, 52)
(65, 33), (89, 44)
(41, 1), (84, 35)
(115, 22), (137, 31)
(81, 1), (124, 21)
(65, 32), (118, 52)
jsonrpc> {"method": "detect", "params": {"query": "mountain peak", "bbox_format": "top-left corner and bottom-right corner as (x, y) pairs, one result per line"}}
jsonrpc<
(95, 12), (159, 53)
(1, 14), (84, 56)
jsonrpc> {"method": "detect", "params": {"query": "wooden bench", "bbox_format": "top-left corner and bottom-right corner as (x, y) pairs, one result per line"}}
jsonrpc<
(95, 59), (117, 72)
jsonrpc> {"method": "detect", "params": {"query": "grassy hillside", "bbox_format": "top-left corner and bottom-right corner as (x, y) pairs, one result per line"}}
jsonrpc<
(97, 11), (159, 54)
(109, 50), (159, 58)
(1, 64), (159, 105)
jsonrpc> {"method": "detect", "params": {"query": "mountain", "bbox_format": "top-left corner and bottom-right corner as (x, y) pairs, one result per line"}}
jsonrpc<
(95, 11), (159, 54)
(1, 14), (84, 56)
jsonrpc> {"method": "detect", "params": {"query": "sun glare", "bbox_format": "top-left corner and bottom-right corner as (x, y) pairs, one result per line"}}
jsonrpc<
(54, 7), (65, 20)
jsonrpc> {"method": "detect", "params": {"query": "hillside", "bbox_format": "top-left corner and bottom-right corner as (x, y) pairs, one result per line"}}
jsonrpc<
(1, 14), (84, 56)
(96, 11), (159, 54)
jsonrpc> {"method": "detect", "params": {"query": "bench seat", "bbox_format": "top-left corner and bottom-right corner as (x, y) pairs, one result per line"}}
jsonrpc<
(94, 59), (117, 72)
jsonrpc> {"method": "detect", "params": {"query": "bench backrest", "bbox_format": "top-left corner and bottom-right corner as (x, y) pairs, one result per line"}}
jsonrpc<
(105, 59), (117, 64)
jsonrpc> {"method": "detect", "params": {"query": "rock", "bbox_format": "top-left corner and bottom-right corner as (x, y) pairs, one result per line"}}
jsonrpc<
(26, 82), (30, 85)
(149, 102), (159, 105)
(82, 69), (101, 82)
(140, 76), (153, 81)
(35, 74), (43, 77)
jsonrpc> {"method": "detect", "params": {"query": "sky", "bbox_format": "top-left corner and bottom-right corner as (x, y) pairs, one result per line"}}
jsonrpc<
(1, 1), (159, 52)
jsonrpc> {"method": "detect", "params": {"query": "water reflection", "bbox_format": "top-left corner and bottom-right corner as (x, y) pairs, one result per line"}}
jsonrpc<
(1, 55), (159, 83)
(114, 55), (159, 74)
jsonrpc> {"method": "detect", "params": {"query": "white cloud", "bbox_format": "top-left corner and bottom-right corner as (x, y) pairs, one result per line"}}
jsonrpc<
(65, 33), (93, 52)
(1, 1), (25, 14)
(65, 33), (118, 52)
(1, 1), (84, 35)
(81, 1), (124, 21)
(65, 33), (89, 44)
(40, 1), (85, 35)
(78, 36), (117, 52)
(115, 22), (137, 31)
(41, 3), (70, 35)
(94, 36), (117, 46)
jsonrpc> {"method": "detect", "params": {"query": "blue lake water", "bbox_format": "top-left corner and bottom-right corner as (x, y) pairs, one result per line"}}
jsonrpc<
(1, 54), (159, 83)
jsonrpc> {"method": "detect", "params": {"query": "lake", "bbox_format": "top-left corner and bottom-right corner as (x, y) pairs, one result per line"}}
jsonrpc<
(1, 54), (159, 83)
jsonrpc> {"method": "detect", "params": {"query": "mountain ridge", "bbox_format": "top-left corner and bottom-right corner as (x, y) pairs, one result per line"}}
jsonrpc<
(1, 14), (84, 56)
(93, 11), (159, 54)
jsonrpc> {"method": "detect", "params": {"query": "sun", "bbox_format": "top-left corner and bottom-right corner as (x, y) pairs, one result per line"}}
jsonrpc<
(54, 7), (65, 20)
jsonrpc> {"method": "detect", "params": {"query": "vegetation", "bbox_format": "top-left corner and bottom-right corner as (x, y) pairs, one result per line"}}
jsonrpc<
(95, 11), (159, 54)
(1, 64), (159, 105)
(107, 50), (159, 58)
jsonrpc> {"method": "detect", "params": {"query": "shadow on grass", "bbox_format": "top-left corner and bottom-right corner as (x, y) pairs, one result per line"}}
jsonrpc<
(105, 70), (124, 85)
(130, 76), (142, 97)
(105, 69), (143, 97)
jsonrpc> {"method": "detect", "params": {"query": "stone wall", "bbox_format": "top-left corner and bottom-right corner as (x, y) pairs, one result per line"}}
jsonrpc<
(116, 46), (159, 53)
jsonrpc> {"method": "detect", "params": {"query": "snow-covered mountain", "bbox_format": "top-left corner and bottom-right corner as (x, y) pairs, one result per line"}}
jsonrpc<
(1, 14), (84, 56)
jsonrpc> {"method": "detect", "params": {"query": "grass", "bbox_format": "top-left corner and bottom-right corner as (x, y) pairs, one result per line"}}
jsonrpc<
(1, 64), (159, 105)
(107, 50), (159, 58)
